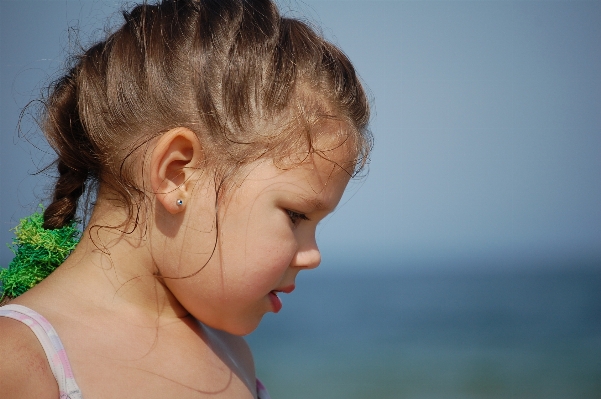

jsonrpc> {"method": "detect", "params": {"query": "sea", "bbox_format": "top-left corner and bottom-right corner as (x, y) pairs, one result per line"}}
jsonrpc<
(246, 267), (601, 399)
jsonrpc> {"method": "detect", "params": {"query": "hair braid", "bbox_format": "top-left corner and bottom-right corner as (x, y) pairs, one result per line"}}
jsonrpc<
(42, 63), (98, 230)
(43, 160), (88, 229)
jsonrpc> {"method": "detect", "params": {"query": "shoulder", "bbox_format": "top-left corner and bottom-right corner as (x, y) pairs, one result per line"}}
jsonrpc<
(0, 316), (59, 398)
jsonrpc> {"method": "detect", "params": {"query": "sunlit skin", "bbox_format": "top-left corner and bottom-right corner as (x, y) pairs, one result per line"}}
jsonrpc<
(148, 126), (354, 335)
(1, 125), (355, 398)
(156, 153), (352, 336)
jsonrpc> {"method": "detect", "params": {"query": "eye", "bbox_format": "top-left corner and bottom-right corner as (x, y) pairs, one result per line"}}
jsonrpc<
(286, 209), (309, 225)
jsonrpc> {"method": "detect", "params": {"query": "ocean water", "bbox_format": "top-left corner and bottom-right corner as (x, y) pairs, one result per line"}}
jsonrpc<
(247, 267), (601, 399)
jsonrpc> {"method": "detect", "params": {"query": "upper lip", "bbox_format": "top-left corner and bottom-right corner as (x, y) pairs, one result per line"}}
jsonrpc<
(273, 284), (295, 294)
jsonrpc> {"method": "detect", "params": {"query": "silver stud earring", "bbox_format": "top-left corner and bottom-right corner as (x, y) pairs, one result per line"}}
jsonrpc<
(176, 199), (184, 206)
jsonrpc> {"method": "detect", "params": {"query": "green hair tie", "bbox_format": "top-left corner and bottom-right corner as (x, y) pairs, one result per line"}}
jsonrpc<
(0, 207), (81, 302)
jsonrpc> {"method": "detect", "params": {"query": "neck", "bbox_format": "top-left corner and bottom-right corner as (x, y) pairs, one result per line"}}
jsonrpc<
(48, 197), (189, 322)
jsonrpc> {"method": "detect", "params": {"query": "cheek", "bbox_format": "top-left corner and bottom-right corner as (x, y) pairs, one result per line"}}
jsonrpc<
(221, 204), (296, 262)
(245, 216), (297, 259)
(220, 227), (297, 295)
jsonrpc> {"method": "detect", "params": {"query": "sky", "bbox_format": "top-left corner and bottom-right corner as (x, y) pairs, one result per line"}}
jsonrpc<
(1, 1), (600, 273)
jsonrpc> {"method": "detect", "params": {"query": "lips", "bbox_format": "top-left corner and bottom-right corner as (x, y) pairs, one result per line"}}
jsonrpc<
(269, 284), (295, 313)
(277, 284), (295, 294)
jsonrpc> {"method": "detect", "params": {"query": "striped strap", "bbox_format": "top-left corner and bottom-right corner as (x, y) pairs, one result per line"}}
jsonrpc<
(0, 304), (83, 399)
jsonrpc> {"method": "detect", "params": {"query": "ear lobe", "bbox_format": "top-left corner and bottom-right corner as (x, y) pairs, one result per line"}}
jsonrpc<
(150, 127), (203, 214)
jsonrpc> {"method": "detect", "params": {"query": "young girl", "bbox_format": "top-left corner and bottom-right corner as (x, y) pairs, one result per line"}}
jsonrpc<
(0, 0), (370, 397)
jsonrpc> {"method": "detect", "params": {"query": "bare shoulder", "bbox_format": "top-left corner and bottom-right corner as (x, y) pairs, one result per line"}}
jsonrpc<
(0, 317), (59, 398)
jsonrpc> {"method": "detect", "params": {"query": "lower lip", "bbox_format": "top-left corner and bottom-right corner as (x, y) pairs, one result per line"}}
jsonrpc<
(269, 291), (282, 313)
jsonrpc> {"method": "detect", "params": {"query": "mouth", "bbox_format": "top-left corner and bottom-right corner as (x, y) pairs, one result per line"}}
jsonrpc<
(277, 284), (295, 294)
(269, 284), (295, 313)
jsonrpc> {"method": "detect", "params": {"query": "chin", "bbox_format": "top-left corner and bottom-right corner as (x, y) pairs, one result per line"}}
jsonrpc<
(203, 316), (263, 337)
(227, 320), (262, 337)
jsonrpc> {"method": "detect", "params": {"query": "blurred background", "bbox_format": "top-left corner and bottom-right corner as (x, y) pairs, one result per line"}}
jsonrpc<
(1, 1), (600, 398)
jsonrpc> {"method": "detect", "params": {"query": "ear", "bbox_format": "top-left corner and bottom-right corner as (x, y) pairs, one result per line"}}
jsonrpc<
(150, 127), (203, 214)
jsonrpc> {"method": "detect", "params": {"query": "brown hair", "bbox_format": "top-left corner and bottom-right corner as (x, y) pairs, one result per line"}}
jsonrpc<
(41, 0), (371, 230)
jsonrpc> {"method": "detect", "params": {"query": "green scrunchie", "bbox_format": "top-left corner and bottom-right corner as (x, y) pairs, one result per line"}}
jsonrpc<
(0, 207), (81, 302)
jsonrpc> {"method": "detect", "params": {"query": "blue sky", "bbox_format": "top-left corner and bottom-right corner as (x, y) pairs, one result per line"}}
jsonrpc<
(1, 1), (600, 272)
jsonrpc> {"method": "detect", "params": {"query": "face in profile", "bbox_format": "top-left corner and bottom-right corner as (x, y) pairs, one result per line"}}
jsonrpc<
(157, 131), (355, 336)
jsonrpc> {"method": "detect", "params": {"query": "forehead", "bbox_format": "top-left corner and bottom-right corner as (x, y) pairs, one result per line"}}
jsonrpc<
(290, 152), (352, 198)
(221, 118), (357, 209)
(229, 150), (352, 213)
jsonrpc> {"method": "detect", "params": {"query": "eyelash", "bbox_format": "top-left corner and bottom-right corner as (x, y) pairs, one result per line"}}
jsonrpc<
(286, 209), (309, 224)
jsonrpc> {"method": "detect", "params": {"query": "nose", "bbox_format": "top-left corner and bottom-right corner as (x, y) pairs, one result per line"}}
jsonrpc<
(291, 234), (321, 270)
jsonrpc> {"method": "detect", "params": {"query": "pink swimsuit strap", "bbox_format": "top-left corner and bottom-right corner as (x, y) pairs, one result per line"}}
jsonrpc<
(256, 377), (272, 399)
(0, 304), (271, 399)
(0, 304), (83, 398)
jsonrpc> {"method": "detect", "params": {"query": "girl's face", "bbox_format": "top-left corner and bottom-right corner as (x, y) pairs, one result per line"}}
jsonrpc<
(156, 148), (352, 335)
